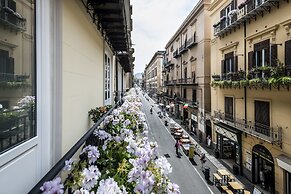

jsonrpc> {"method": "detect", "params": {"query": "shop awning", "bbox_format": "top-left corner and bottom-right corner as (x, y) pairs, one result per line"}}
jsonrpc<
(277, 154), (291, 173)
(214, 121), (242, 135)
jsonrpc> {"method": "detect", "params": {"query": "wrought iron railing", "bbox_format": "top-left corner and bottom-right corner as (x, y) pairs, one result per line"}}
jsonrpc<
(173, 49), (180, 58)
(0, 73), (29, 82)
(213, 110), (282, 145)
(177, 78), (196, 84)
(186, 36), (197, 48)
(179, 43), (187, 54)
(28, 103), (118, 193)
(0, 6), (26, 31)
(214, 0), (280, 37)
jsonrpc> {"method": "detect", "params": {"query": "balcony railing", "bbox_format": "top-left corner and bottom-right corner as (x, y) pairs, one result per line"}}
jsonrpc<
(214, 110), (282, 145)
(177, 78), (197, 85)
(29, 103), (118, 193)
(186, 36), (197, 48)
(214, 0), (280, 37)
(173, 49), (180, 58)
(179, 43), (187, 54)
(164, 79), (177, 86)
(0, 73), (29, 82)
(0, 6), (26, 32)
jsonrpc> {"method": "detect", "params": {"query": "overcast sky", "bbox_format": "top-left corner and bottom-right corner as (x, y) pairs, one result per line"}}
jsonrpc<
(131, 0), (199, 75)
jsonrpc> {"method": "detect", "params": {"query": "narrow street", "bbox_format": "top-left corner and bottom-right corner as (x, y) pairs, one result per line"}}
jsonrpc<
(139, 93), (220, 194)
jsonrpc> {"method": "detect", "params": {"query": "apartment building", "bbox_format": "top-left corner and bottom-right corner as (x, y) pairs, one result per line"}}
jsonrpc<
(144, 51), (165, 100)
(162, 0), (212, 142)
(209, 0), (291, 193)
(0, 0), (133, 193)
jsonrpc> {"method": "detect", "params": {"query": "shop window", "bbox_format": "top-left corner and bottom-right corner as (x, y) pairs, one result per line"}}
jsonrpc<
(0, 0), (35, 154)
(224, 97), (234, 121)
(254, 100), (270, 136)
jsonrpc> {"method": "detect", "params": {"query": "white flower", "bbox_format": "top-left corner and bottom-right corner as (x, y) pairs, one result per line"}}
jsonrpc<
(40, 177), (64, 194)
(96, 177), (125, 194)
(155, 156), (172, 175)
(82, 165), (101, 190)
(63, 158), (74, 171)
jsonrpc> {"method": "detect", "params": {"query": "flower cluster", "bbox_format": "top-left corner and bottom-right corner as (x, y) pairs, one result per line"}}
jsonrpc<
(17, 95), (35, 109)
(40, 89), (180, 194)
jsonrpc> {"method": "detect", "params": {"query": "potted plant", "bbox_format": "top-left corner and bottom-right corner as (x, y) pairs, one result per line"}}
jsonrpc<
(0, 109), (20, 130)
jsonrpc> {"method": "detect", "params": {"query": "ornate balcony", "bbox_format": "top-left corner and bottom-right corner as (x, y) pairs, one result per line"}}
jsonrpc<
(213, 110), (282, 146)
(186, 36), (197, 48)
(176, 78), (197, 85)
(214, 0), (281, 37)
(173, 49), (180, 58)
(0, 6), (26, 32)
(179, 43), (187, 54)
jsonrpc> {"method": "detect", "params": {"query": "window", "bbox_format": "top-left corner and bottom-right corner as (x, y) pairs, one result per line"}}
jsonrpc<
(225, 97), (234, 121)
(0, 0), (35, 154)
(255, 100), (270, 136)
(104, 54), (110, 101)
(221, 52), (237, 78)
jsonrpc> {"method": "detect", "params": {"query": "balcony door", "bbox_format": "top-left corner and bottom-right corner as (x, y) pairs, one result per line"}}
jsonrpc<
(225, 97), (234, 121)
(255, 100), (270, 136)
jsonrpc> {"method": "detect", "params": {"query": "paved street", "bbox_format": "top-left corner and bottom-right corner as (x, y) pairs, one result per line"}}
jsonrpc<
(139, 93), (220, 194)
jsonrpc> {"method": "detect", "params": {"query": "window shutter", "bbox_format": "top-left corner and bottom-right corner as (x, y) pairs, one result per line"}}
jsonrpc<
(285, 40), (291, 67)
(221, 60), (225, 74)
(248, 51), (254, 70)
(8, 57), (14, 74)
(220, 8), (226, 18)
(270, 44), (277, 66)
(234, 56), (238, 72)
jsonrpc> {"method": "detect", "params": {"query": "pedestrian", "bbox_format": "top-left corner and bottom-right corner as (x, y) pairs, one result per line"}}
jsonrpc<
(200, 153), (206, 170)
(206, 135), (211, 148)
(175, 139), (181, 156)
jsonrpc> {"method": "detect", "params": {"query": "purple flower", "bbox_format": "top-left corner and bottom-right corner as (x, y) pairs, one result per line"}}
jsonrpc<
(63, 158), (74, 171)
(81, 145), (100, 164)
(167, 182), (180, 194)
(40, 177), (64, 194)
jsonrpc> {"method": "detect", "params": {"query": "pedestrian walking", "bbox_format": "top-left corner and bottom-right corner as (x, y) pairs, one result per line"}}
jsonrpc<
(200, 153), (206, 171)
(175, 139), (181, 156)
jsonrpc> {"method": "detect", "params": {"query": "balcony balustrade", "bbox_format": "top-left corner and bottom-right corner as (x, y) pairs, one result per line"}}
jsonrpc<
(214, 0), (280, 37)
(0, 6), (26, 32)
(186, 36), (197, 48)
(179, 43), (187, 54)
(173, 49), (180, 58)
(164, 79), (177, 86)
(213, 110), (282, 145)
(0, 73), (29, 82)
(176, 77), (197, 85)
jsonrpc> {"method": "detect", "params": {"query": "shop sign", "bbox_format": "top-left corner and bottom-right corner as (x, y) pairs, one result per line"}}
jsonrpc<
(191, 114), (197, 122)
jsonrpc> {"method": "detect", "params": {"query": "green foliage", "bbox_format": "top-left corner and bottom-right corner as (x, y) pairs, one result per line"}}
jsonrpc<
(0, 81), (29, 89)
(88, 105), (112, 123)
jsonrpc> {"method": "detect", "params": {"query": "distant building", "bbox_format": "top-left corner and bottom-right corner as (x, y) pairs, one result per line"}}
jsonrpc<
(163, 0), (211, 141)
(144, 51), (165, 100)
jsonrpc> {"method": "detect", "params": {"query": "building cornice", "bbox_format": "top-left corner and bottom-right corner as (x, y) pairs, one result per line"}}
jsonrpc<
(245, 24), (279, 42)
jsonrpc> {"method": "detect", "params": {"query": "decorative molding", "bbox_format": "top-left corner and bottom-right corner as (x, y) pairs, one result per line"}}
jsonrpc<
(0, 40), (18, 48)
(281, 19), (291, 37)
(219, 41), (239, 52)
(245, 24), (279, 41)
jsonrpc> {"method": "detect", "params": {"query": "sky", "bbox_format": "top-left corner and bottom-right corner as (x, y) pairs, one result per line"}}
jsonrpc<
(131, 0), (199, 75)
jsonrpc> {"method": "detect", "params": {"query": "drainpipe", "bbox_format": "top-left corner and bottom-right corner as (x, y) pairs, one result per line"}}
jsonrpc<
(121, 67), (124, 98)
(242, 20), (247, 176)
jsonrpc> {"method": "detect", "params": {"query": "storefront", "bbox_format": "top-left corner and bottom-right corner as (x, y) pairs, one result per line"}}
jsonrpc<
(277, 154), (291, 194)
(252, 144), (275, 194)
(214, 122), (242, 173)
